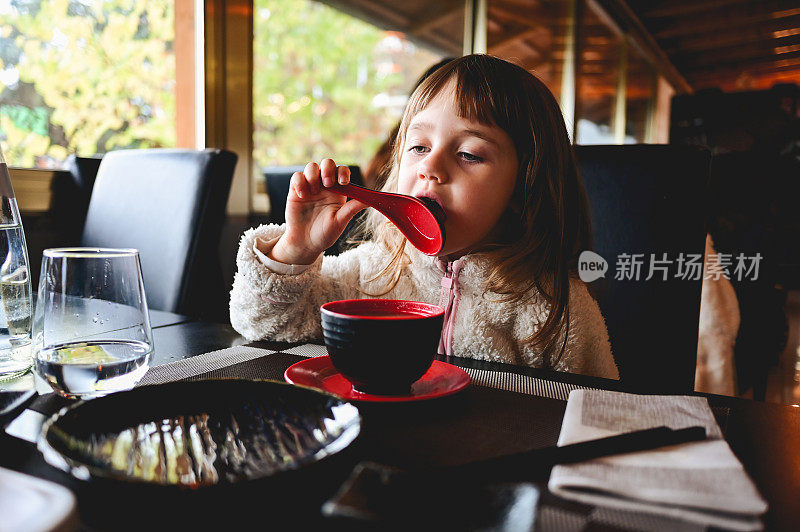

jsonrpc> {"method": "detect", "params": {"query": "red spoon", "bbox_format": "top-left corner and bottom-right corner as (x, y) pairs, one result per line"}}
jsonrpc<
(326, 183), (446, 255)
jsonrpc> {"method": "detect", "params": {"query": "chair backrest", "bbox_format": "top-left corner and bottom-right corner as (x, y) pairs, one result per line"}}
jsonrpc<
(81, 148), (237, 320)
(575, 144), (711, 393)
(65, 154), (103, 193)
(47, 155), (104, 249)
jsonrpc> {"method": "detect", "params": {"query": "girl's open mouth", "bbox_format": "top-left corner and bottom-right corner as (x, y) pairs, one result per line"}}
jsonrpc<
(414, 193), (443, 209)
(415, 194), (446, 223)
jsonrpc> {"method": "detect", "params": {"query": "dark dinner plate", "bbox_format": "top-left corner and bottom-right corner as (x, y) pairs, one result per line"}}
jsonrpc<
(37, 379), (361, 488)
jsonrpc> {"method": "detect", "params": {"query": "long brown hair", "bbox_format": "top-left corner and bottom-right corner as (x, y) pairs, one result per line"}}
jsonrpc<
(364, 54), (592, 357)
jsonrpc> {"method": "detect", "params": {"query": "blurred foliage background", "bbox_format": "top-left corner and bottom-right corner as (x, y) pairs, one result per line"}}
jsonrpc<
(0, 0), (440, 170)
(0, 0), (175, 167)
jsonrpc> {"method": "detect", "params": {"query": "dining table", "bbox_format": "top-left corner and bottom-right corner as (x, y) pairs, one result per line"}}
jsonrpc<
(1, 312), (799, 531)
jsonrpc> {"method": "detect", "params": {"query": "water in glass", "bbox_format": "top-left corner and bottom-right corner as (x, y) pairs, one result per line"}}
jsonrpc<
(36, 339), (151, 398)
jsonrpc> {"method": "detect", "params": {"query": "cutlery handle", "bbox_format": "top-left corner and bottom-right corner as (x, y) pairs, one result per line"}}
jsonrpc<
(326, 183), (391, 212)
(542, 425), (707, 465)
(442, 425), (707, 481)
(325, 183), (381, 207)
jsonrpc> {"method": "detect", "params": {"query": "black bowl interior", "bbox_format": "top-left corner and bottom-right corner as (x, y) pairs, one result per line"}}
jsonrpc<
(38, 379), (360, 488)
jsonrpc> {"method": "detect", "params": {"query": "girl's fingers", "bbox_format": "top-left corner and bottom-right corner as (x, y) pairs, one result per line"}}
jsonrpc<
(303, 162), (321, 195)
(290, 171), (311, 199)
(293, 159), (351, 200)
(320, 158), (337, 188)
(337, 165), (350, 185)
(335, 199), (369, 226)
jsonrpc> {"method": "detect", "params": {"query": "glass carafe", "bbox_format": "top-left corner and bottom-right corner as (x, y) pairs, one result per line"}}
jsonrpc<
(0, 145), (33, 380)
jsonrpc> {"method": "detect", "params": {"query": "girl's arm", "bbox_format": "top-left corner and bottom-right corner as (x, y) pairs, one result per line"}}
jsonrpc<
(229, 223), (365, 342)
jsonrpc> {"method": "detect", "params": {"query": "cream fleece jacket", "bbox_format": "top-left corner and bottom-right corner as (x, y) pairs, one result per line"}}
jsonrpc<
(230, 224), (619, 380)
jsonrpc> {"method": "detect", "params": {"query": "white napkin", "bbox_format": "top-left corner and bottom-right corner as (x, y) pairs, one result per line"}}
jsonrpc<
(548, 389), (768, 531)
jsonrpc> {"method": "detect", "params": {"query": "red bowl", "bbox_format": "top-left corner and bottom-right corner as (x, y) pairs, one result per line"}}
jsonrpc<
(320, 299), (445, 395)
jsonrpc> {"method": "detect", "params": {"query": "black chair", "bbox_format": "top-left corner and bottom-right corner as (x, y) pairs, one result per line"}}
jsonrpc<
(49, 155), (103, 243)
(65, 154), (103, 192)
(264, 165), (364, 255)
(81, 148), (237, 322)
(575, 145), (711, 393)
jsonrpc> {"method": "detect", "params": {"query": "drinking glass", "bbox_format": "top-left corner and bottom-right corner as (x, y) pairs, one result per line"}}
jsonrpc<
(0, 144), (33, 381)
(32, 248), (153, 398)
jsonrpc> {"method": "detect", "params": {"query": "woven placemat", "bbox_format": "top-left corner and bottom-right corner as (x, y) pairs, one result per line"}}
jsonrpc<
(462, 366), (595, 401)
(137, 346), (277, 386)
(284, 344), (595, 401)
(281, 344), (328, 357)
(138, 343), (595, 401)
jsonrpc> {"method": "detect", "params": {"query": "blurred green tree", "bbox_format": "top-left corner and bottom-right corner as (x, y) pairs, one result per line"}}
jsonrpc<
(1, 0), (440, 171)
(252, 0), (438, 169)
(0, 0), (174, 167)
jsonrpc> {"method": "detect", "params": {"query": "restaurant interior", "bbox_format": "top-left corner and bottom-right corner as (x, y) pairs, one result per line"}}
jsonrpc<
(2, 0), (800, 530)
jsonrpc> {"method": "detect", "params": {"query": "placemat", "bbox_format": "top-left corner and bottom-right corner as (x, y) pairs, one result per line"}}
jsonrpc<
(156, 344), (729, 429)
(463, 366), (595, 401)
(136, 346), (278, 386)
(136, 343), (595, 401)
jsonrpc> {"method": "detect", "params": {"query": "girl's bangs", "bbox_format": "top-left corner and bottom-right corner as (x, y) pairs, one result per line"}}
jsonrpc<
(404, 66), (498, 127)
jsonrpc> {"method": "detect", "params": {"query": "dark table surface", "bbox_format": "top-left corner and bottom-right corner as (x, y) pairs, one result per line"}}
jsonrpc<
(2, 318), (800, 531)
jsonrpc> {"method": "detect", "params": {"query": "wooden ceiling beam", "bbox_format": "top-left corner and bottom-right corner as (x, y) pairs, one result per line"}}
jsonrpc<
(688, 66), (800, 81)
(671, 34), (800, 65)
(680, 50), (800, 73)
(489, 25), (563, 53)
(517, 39), (546, 60)
(687, 64), (800, 90)
(418, 31), (464, 56)
(662, 16), (800, 53)
(407, 0), (463, 36)
(319, 0), (463, 56)
(687, 57), (800, 77)
(488, 2), (554, 27)
(318, 0), (410, 30)
(638, 0), (756, 20)
(653, 4), (800, 40)
(590, 0), (693, 93)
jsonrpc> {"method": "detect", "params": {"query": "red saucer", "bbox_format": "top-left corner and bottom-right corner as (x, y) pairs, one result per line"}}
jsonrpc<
(284, 356), (470, 403)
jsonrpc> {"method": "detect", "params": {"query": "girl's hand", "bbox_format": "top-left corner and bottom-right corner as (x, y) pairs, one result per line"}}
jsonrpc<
(269, 159), (368, 265)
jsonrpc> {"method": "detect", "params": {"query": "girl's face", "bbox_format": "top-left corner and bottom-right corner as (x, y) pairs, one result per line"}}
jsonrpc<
(397, 81), (518, 259)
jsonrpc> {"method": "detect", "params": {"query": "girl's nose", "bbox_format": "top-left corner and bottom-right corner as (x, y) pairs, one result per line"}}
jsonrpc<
(418, 152), (447, 183)
(417, 170), (439, 182)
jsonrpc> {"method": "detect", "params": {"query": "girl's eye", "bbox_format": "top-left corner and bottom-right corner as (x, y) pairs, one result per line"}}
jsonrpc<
(459, 151), (483, 163)
(410, 145), (429, 155)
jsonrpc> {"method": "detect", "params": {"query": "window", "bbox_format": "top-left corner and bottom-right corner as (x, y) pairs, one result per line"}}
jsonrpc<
(0, 0), (186, 168)
(252, 0), (462, 211)
(625, 46), (655, 143)
(487, 0), (570, 102)
(576, 4), (623, 144)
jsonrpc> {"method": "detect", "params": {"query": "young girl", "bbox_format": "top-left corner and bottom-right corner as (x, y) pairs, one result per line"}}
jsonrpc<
(230, 54), (619, 379)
